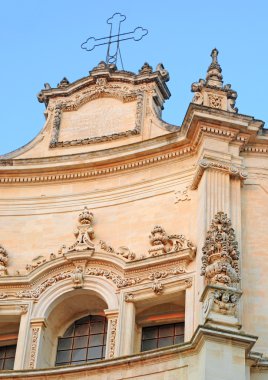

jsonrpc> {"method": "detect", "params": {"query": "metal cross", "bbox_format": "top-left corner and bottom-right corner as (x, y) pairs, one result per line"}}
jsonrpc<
(81, 13), (148, 68)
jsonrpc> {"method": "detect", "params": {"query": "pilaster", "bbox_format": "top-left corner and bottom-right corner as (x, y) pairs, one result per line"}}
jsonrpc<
(104, 309), (119, 359)
(28, 318), (47, 369)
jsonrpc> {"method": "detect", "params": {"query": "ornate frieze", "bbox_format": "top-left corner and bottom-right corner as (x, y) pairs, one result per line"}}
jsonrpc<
(201, 212), (240, 287)
(0, 244), (8, 276)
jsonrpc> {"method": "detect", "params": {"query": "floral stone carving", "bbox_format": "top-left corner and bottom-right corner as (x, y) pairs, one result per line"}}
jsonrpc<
(0, 245), (8, 275)
(68, 207), (95, 252)
(148, 225), (195, 257)
(201, 212), (240, 287)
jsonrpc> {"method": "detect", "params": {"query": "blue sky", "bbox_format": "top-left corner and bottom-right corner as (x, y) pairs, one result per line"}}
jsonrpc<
(0, 0), (267, 155)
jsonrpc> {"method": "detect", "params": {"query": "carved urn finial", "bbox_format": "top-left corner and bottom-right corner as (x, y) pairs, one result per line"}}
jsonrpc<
(206, 48), (223, 88)
(0, 245), (8, 276)
(201, 212), (240, 287)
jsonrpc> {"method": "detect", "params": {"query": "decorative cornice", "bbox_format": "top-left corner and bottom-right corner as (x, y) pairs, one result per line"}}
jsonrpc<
(190, 158), (248, 190)
(0, 146), (194, 184)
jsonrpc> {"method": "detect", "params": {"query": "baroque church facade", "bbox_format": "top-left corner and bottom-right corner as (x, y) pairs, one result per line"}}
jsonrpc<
(0, 49), (267, 379)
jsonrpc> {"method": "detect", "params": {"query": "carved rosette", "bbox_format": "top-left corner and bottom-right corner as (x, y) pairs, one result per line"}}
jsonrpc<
(201, 212), (240, 287)
(0, 245), (8, 275)
(68, 207), (95, 252)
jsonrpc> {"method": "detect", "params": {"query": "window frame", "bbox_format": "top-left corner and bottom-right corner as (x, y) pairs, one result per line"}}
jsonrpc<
(55, 315), (108, 367)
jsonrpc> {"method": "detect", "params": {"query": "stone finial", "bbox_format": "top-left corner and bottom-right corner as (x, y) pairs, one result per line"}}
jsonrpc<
(206, 48), (223, 88)
(191, 49), (238, 113)
(139, 62), (153, 75)
(201, 212), (240, 287)
(57, 77), (70, 88)
(0, 245), (8, 276)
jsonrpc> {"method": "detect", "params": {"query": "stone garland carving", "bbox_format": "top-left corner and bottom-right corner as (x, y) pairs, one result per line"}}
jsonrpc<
(49, 91), (144, 148)
(29, 327), (40, 369)
(0, 244), (8, 275)
(148, 225), (195, 257)
(99, 240), (136, 260)
(17, 271), (72, 298)
(174, 186), (191, 203)
(109, 318), (118, 358)
(201, 212), (240, 287)
(86, 267), (142, 289)
(68, 206), (95, 252)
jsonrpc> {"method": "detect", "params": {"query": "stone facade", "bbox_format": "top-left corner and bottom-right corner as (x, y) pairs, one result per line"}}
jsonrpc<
(0, 51), (267, 379)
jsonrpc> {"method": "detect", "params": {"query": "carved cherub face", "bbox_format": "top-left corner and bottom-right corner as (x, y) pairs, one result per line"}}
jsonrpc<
(222, 292), (230, 303)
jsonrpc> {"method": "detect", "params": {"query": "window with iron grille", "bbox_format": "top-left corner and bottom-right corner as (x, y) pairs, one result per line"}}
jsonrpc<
(141, 322), (184, 352)
(55, 315), (107, 366)
(0, 345), (16, 370)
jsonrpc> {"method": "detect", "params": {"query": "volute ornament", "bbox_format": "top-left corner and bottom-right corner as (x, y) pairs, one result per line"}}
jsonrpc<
(201, 212), (240, 287)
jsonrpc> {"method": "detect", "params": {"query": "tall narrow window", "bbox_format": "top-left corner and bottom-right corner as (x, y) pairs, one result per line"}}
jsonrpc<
(56, 315), (107, 366)
(141, 322), (184, 352)
(0, 345), (16, 370)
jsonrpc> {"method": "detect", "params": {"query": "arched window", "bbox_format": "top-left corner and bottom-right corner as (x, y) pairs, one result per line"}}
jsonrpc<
(55, 315), (107, 366)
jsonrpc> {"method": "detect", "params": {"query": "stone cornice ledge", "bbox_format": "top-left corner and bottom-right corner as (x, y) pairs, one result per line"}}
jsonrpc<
(0, 325), (258, 378)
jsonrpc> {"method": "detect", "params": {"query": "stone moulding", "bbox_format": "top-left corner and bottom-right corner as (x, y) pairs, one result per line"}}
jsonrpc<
(0, 145), (194, 184)
(190, 158), (248, 190)
(49, 91), (144, 148)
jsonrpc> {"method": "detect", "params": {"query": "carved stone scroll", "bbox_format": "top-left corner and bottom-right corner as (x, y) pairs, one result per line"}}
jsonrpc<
(148, 225), (196, 258)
